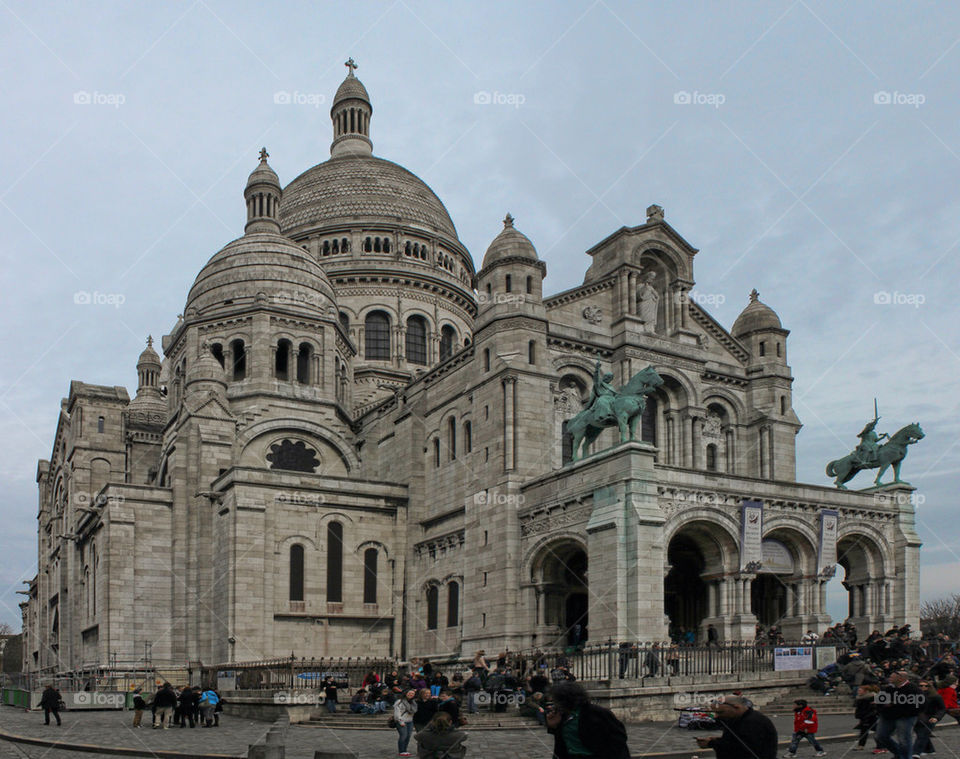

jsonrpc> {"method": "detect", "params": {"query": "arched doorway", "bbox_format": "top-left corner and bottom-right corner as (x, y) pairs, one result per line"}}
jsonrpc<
(665, 534), (707, 637)
(833, 533), (887, 637)
(751, 574), (787, 626)
(664, 520), (739, 642)
(531, 540), (589, 647)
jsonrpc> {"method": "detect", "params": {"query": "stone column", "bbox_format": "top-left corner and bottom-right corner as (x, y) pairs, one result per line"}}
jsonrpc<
(628, 272), (637, 315)
(618, 272), (629, 319)
(691, 415), (701, 470)
(503, 377), (516, 471)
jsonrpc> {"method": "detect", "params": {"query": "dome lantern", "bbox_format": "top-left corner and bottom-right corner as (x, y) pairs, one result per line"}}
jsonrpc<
(330, 58), (373, 158)
(244, 148), (281, 234)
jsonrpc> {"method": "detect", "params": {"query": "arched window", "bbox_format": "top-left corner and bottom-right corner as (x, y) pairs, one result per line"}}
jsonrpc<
(332, 238), (339, 254)
(439, 325), (455, 361)
(211, 343), (225, 368)
(486, 283), (491, 296)
(528, 340), (536, 364)
(433, 438), (440, 468)
(327, 522), (343, 603)
(364, 237), (372, 252)
(780, 395), (787, 415)
(374, 237), (381, 252)
(759, 341), (766, 357)
(363, 547), (378, 604)
(426, 586), (439, 630)
(406, 316), (427, 365)
(289, 544), (304, 602)
(776, 342), (782, 357)
(231, 339), (246, 380)
(464, 421), (472, 453)
(382, 238), (390, 253)
(365, 312), (391, 360)
(448, 417), (456, 460)
(505, 274), (512, 292)
(483, 349), (490, 372)
(297, 342), (312, 384)
(706, 444), (718, 472)
(97, 416), (105, 433)
(275, 339), (292, 380)
(447, 581), (460, 627)
(526, 276), (533, 294)
(341, 238), (349, 253)
(338, 312), (349, 332)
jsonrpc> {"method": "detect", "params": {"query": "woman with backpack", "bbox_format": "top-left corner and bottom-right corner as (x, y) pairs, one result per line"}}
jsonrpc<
(198, 687), (219, 727)
(414, 711), (468, 758)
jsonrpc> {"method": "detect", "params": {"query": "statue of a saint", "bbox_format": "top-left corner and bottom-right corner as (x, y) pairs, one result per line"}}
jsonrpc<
(851, 416), (888, 469)
(636, 270), (659, 330)
(586, 361), (617, 424)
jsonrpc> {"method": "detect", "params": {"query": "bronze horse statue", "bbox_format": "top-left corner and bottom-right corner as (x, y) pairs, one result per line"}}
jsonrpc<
(826, 422), (924, 489)
(567, 364), (663, 462)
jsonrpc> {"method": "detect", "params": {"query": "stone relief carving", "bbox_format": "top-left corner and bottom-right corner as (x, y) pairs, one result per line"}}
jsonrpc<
(582, 305), (603, 324)
(703, 413), (723, 439)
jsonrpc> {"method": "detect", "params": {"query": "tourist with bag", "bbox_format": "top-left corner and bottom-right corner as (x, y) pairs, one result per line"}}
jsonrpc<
(393, 688), (418, 757)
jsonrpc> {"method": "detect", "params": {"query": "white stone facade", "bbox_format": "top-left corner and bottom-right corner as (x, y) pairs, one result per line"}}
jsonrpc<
(21, 70), (921, 675)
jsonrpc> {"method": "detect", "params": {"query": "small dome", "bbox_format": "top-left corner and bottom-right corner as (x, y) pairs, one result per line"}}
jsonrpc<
(186, 233), (337, 319)
(186, 343), (227, 388)
(481, 214), (538, 270)
(137, 336), (161, 368)
(732, 289), (783, 337)
(332, 71), (370, 109)
(246, 148), (280, 190)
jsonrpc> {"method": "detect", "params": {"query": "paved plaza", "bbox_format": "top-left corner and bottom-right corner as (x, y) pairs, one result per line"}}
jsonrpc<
(3, 706), (958, 758)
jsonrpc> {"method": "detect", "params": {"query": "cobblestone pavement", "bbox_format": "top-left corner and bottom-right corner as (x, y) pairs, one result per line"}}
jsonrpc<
(3, 706), (959, 758)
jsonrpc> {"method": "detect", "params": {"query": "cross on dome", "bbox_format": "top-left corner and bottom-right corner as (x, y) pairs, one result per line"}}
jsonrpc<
(503, 213), (515, 228)
(258, 147), (269, 162)
(146, 335), (153, 348)
(749, 288), (760, 303)
(345, 57), (358, 76)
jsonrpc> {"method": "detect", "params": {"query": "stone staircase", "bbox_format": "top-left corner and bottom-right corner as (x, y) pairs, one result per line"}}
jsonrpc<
(764, 688), (855, 716)
(301, 709), (538, 731)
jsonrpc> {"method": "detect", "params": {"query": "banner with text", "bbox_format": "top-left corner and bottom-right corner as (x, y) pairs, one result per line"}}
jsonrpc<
(740, 500), (764, 571)
(819, 509), (839, 577)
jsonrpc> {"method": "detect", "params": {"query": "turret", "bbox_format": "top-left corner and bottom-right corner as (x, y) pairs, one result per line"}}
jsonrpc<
(244, 148), (281, 234)
(330, 58), (372, 158)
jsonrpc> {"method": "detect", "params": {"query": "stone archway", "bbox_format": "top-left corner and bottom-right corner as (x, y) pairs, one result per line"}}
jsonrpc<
(530, 538), (589, 648)
(836, 532), (889, 638)
(664, 518), (739, 643)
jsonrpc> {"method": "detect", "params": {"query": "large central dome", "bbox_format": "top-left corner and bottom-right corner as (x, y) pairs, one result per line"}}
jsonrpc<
(279, 155), (458, 240)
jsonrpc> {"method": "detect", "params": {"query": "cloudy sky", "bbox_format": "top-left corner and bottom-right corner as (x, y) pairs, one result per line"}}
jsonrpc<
(1, 1), (958, 631)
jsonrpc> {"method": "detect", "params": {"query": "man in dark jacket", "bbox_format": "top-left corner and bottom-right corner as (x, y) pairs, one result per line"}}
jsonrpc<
(913, 679), (945, 755)
(696, 695), (777, 759)
(152, 683), (178, 729)
(39, 685), (62, 726)
(545, 681), (630, 759)
(875, 670), (922, 759)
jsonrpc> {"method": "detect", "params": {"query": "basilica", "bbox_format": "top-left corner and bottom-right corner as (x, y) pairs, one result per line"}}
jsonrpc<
(21, 66), (920, 676)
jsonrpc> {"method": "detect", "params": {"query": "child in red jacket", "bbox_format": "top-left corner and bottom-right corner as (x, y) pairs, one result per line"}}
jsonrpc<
(786, 699), (826, 757)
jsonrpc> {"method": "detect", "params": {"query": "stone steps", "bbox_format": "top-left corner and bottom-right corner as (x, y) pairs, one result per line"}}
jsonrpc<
(303, 711), (538, 731)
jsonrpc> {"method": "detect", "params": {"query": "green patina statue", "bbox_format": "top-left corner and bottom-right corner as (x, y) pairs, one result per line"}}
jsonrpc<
(566, 361), (664, 462)
(826, 403), (924, 488)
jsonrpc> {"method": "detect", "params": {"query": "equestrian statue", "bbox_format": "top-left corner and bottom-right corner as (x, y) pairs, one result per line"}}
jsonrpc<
(826, 401), (924, 489)
(566, 361), (664, 462)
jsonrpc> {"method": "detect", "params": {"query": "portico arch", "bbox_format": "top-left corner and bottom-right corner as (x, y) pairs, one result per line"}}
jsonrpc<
(664, 518), (739, 642)
(528, 536), (589, 648)
(836, 531), (890, 637)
